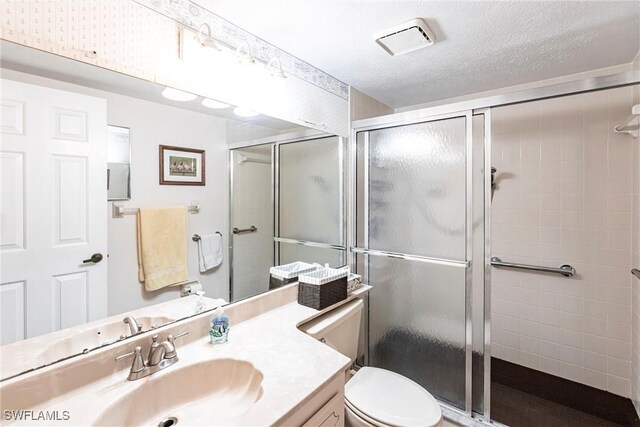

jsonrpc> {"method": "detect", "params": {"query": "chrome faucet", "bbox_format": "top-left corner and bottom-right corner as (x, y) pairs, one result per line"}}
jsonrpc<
(123, 315), (143, 336)
(115, 331), (188, 381)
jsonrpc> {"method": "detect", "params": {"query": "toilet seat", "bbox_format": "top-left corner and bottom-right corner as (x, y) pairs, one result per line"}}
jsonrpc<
(345, 367), (442, 427)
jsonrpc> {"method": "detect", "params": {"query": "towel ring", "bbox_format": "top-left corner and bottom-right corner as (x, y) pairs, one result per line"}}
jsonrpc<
(192, 232), (222, 242)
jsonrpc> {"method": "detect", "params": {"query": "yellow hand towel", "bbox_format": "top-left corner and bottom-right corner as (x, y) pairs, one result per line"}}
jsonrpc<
(137, 207), (188, 291)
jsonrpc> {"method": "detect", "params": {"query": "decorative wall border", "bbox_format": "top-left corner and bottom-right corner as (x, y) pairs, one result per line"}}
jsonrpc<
(132, 0), (349, 100)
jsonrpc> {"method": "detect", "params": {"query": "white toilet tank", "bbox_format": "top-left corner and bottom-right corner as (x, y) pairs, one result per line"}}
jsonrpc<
(298, 299), (363, 364)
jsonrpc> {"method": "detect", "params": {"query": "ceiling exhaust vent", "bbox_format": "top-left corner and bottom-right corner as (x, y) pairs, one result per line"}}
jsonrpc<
(374, 18), (435, 56)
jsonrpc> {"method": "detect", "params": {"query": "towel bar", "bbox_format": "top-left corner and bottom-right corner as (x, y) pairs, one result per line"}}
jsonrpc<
(233, 226), (257, 235)
(192, 232), (222, 242)
(633, 269), (640, 280)
(112, 201), (199, 218)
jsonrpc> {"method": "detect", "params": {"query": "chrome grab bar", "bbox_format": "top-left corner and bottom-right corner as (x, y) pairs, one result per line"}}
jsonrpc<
(632, 269), (640, 280)
(233, 225), (257, 235)
(491, 256), (575, 277)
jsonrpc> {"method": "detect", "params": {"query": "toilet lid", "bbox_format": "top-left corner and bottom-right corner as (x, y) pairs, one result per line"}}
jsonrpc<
(345, 367), (442, 427)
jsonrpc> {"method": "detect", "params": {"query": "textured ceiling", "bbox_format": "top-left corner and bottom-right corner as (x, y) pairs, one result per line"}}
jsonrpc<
(198, 0), (640, 108)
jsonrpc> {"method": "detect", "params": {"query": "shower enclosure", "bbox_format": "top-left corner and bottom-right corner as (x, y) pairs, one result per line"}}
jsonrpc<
(349, 71), (639, 423)
(351, 110), (491, 418)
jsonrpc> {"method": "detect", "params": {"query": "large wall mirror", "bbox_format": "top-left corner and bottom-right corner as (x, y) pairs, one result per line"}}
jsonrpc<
(0, 38), (345, 380)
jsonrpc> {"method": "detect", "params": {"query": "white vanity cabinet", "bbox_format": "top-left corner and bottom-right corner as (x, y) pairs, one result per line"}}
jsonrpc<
(302, 392), (345, 427)
(277, 373), (345, 427)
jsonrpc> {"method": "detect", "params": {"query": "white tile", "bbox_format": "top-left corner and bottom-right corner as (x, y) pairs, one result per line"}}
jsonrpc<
(607, 375), (630, 398)
(608, 338), (632, 361)
(608, 357), (631, 379)
(584, 351), (607, 372)
(583, 368), (606, 389)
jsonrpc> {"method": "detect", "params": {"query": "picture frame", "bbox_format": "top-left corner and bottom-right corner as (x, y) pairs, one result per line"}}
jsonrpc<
(159, 145), (206, 186)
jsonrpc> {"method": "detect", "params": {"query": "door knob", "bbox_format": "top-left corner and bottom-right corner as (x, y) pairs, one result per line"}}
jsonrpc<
(83, 253), (103, 264)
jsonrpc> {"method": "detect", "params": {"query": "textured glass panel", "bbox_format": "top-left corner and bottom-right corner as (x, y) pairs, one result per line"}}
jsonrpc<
(279, 137), (342, 244)
(367, 256), (467, 408)
(368, 118), (466, 260)
(278, 242), (345, 267)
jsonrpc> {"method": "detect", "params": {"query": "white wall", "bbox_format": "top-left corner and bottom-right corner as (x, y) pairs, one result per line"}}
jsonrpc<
(1, 69), (230, 316)
(491, 85), (636, 398)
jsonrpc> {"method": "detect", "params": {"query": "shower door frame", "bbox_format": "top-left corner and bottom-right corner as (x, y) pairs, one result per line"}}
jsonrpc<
(349, 109), (493, 421)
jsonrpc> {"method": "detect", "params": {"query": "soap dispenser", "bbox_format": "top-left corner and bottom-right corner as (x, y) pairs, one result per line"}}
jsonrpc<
(195, 290), (206, 313)
(209, 306), (229, 344)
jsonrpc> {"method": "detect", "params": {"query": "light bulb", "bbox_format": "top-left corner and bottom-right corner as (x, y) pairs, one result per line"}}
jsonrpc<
(201, 98), (230, 109)
(161, 87), (197, 102)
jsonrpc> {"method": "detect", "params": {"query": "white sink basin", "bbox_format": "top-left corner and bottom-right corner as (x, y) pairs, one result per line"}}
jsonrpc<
(93, 359), (264, 426)
(35, 316), (174, 366)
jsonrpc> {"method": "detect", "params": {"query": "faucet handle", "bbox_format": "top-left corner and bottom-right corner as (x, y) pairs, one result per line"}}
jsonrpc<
(115, 346), (145, 373)
(164, 331), (188, 359)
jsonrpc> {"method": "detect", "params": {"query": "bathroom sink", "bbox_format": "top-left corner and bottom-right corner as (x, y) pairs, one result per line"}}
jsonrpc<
(35, 316), (175, 366)
(93, 359), (264, 426)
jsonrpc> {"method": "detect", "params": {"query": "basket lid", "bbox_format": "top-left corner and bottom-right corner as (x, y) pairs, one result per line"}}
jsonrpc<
(270, 261), (318, 279)
(299, 266), (348, 285)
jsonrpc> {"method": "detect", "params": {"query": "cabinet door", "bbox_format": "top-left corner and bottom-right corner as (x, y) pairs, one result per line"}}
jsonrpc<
(302, 393), (344, 427)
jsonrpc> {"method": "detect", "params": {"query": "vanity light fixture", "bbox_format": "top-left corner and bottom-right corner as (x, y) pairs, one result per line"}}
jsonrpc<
(201, 98), (231, 109)
(161, 87), (198, 102)
(266, 57), (286, 79)
(197, 23), (221, 50)
(233, 106), (259, 117)
(235, 41), (255, 64)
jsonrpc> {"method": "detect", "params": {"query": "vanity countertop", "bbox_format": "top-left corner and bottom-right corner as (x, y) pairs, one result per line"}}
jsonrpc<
(0, 284), (370, 426)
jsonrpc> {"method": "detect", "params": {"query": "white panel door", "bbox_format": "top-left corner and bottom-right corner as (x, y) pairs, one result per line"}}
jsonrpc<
(0, 79), (107, 343)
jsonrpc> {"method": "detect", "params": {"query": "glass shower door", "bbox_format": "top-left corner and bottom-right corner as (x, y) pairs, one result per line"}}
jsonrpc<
(354, 111), (486, 414)
(276, 136), (346, 266)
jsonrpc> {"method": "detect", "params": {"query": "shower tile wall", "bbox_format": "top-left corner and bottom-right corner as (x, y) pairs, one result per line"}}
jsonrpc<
(491, 87), (636, 398)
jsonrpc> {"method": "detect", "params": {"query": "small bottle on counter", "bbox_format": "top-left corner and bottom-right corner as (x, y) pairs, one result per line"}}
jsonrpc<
(209, 306), (229, 344)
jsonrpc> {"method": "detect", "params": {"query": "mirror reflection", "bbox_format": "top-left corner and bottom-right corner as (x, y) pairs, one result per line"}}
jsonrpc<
(229, 134), (346, 302)
(0, 39), (344, 380)
(107, 125), (131, 201)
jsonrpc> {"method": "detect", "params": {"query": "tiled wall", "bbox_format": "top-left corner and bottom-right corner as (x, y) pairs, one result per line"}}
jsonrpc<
(632, 52), (640, 415)
(491, 85), (636, 397)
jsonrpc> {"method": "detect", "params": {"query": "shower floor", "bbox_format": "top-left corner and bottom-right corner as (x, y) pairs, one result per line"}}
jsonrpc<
(491, 382), (622, 427)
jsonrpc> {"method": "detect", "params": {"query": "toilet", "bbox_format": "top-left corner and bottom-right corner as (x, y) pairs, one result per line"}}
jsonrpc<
(299, 299), (443, 427)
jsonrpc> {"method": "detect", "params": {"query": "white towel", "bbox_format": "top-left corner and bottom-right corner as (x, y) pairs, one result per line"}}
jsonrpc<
(198, 233), (223, 272)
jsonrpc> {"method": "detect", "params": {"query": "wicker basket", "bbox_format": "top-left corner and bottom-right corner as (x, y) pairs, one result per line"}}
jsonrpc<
(269, 262), (318, 290)
(298, 267), (348, 310)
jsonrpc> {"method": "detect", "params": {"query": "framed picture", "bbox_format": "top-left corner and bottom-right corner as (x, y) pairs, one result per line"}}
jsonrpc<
(159, 145), (206, 186)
